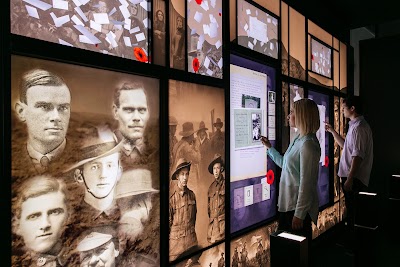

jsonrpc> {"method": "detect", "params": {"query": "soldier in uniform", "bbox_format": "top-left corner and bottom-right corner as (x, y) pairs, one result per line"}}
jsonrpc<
(241, 242), (249, 267)
(171, 122), (201, 181)
(12, 176), (71, 267)
(218, 252), (225, 267)
(210, 118), (225, 156)
(169, 116), (179, 171)
(207, 154), (225, 244)
(195, 121), (213, 178)
(13, 68), (74, 178)
(76, 226), (120, 267)
(112, 82), (158, 169)
(66, 125), (123, 228)
(231, 247), (239, 267)
(169, 158), (198, 261)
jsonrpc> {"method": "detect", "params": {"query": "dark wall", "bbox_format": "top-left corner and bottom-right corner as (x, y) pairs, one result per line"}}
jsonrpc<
(359, 35), (400, 198)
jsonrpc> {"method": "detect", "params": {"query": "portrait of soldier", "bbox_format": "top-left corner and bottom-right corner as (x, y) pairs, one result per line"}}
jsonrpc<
(195, 121), (213, 178)
(210, 118), (225, 156)
(66, 125), (123, 227)
(112, 82), (158, 168)
(115, 168), (158, 243)
(171, 122), (201, 182)
(218, 252), (225, 267)
(76, 225), (120, 267)
(12, 175), (70, 266)
(207, 154), (225, 244)
(169, 158), (198, 261)
(169, 116), (179, 171)
(13, 68), (73, 177)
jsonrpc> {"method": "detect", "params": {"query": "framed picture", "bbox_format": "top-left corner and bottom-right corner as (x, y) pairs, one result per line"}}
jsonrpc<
(230, 221), (279, 267)
(172, 243), (225, 267)
(187, 0), (223, 78)
(230, 54), (277, 233)
(11, 55), (160, 266)
(11, 0), (150, 62)
(310, 36), (332, 79)
(168, 80), (225, 262)
(237, 0), (279, 59)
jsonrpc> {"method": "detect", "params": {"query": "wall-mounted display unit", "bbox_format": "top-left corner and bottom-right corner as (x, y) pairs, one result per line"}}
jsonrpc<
(187, 0), (223, 78)
(11, 0), (150, 62)
(308, 90), (330, 208)
(230, 221), (278, 266)
(168, 80), (225, 262)
(310, 36), (332, 79)
(11, 55), (160, 266)
(230, 54), (277, 233)
(237, 0), (279, 59)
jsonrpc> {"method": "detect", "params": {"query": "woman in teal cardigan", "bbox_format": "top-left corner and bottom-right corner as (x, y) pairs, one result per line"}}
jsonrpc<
(261, 98), (321, 241)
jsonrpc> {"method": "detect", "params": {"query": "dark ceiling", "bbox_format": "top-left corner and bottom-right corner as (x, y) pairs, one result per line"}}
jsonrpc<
(284, 0), (400, 41)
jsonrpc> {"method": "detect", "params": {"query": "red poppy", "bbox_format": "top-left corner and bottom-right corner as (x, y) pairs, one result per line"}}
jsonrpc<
(134, 47), (148, 63)
(311, 54), (314, 60)
(195, 0), (202, 4)
(266, 170), (275, 185)
(192, 57), (200, 73)
(219, 12), (222, 16)
(324, 156), (329, 167)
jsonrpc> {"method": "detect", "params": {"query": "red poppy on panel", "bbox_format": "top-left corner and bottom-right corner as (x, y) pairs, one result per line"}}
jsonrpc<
(134, 47), (148, 63)
(324, 156), (329, 167)
(195, 0), (202, 5)
(267, 170), (275, 185)
(192, 57), (200, 73)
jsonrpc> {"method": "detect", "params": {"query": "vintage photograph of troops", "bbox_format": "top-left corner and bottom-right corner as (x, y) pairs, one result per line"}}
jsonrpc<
(172, 243), (225, 267)
(230, 221), (278, 267)
(11, 55), (160, 266)
(169, 80), (225, 262)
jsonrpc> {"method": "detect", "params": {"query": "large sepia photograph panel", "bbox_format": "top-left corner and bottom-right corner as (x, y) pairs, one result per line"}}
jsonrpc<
(172, 243), (225, 267)
(11, 55), (160, 266)
(169, 80), (225, 262)
(11, 0), (150, 62)
(230, 221), (278, 267)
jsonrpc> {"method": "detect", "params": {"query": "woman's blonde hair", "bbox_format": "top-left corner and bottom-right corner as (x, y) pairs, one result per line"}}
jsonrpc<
(293, 98), (320, 135)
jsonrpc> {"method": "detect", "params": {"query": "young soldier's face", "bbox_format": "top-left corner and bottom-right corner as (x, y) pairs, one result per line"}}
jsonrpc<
(18, 85), (71, 148)
(114, 89), (149, 141)
(82, 153), (120, 199)
(80, 241), (119, 267)
(213, 163), (222, 179)
(177, 168), (190, 188)
(17, 191), (68, 253)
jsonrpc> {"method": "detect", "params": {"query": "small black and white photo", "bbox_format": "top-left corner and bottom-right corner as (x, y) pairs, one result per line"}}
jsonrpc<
(268, 91), (276, 103)
(242, 94), (261, 108)
(252, 113), (262, 141)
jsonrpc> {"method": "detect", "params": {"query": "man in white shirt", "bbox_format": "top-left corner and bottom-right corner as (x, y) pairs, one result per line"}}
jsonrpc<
(325, 96), (373, 230)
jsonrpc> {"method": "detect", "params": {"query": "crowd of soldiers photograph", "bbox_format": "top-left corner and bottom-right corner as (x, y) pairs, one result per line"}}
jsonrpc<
(168, 80), (226, 262)
(11, 56), (160, 266)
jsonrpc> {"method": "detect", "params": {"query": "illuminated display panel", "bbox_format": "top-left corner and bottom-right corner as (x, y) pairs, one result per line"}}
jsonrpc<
(311, 37), (332, 79)
(237, 0), (279, 59)
(11, 0), (150, 62)
(187, 0), (223, 78)
(11, 55), (160, 266)
(168, 80), (225, 262)
(230, 221), (278, 265)
(230, 54), (277, 233)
